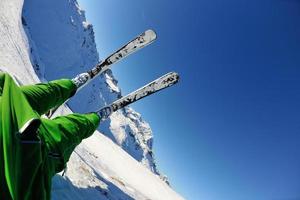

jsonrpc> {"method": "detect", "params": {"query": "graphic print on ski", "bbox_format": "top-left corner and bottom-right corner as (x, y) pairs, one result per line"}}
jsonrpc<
(89, 29), (157, 79)
(98, 72), (179, 121)
(47, 29), (157, 118)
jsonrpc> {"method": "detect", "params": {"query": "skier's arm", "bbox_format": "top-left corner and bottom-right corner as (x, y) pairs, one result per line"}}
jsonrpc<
(39, 113), (100, 172)
(20, 79), (77, 115)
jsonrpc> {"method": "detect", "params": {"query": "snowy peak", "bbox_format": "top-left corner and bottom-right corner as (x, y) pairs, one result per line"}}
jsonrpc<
(101, 69), (162, 176)
(22, 0), (103, 113)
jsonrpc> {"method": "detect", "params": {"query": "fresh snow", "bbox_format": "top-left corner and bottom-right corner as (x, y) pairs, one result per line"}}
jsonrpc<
(0, 0), (184, 199)
(0, 0), (40, 83)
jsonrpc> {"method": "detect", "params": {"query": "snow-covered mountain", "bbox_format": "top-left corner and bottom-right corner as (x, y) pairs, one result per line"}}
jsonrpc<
(0, 0), (183, 199)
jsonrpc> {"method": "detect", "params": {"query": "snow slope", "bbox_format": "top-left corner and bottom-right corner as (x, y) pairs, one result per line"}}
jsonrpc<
(0, 0), (39, 83)
(51, 107), (182, 200)
(0, 0), (183, 199)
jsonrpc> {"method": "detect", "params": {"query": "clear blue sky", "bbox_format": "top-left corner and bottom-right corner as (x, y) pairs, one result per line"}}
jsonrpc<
(77, 0), (300, 199)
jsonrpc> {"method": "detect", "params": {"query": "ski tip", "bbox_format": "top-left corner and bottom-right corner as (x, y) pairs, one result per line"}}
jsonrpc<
(165, 71), (180, 85)
(145, 29), (157, 41)
(169, 71), (180, 79)
(172, 71), (180, 83)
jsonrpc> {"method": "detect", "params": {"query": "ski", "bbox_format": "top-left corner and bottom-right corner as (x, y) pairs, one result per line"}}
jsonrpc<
(47, 29), (157, 118)
(98, 72), (180, 121)
(89, 29), (157, 79)
(74, 29), (157, 90)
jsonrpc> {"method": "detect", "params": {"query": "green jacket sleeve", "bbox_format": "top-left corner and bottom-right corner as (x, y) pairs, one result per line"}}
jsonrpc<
(39, 113), (100, 172)
(20, 79), (77, 115)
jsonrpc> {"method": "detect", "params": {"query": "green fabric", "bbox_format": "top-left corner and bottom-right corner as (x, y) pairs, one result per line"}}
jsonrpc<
(39, 113), (100, 172)
(0, 73), (101, 200)
(20, 79), (77, 115)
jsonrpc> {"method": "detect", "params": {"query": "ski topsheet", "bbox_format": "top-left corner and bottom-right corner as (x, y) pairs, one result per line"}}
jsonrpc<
(98, 72), (179, 120)
(89, 29), (157, 79)
(72, 29), (157, 90)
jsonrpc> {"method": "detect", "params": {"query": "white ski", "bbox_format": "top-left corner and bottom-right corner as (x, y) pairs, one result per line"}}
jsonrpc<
(73, 29), (157, 89)
(90, 29), (157, 78)
(98, 72), (180, 121)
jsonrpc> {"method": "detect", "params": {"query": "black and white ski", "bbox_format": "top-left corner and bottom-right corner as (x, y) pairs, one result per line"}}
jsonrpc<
(98, 72), (180, 121)
(74, 29), (157, 90)
(89, 29), (157, 78)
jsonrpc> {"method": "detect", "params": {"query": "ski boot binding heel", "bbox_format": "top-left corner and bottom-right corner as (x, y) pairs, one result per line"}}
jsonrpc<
(71, 72), (91, 90)
(97, 106), (113, 121)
